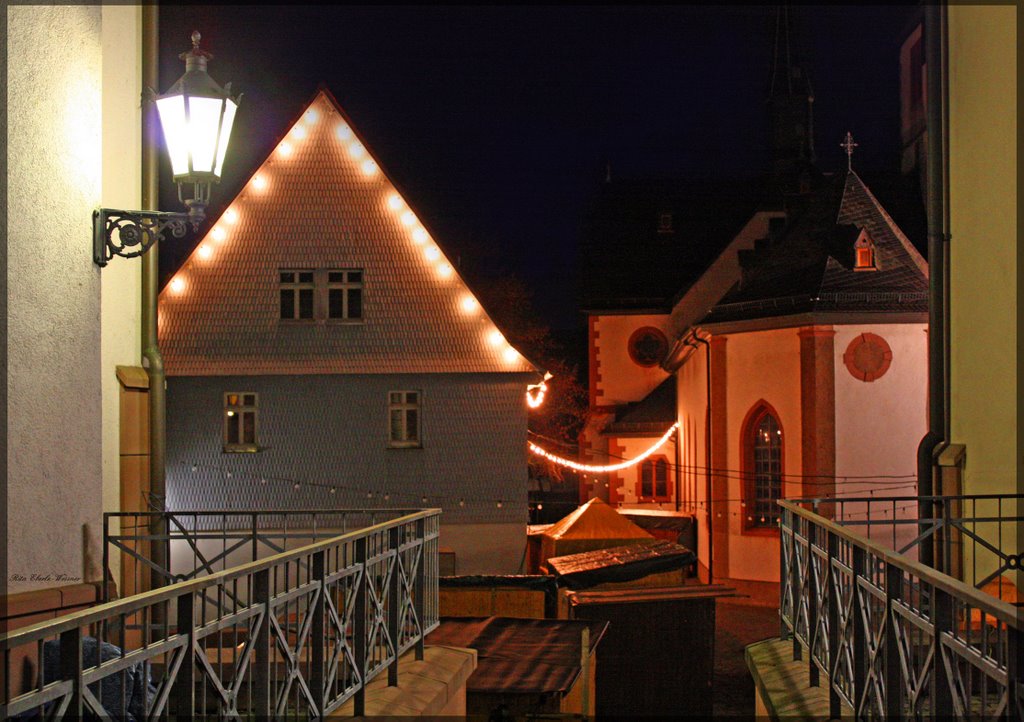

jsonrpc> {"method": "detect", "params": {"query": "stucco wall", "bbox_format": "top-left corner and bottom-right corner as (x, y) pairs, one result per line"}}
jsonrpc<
(948, 5), (1017, 585)
(100, 5), (143, 583)
(7, 6), (107, 592)
(612, 435), (678, 507)
(676, 346), (710, 571)
(722, 328), (803, 582)
(592, 313), (669, 407)
(165, 373), (530, 574)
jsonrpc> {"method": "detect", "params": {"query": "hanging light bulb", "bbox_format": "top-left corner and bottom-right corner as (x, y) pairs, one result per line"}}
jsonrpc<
(252, 174), (267, 191)
(294, 482), (301, 491)
(458, 498), (465, 507)
(496, 500), (503, 508)
(260, 477), (267, 485)
(336, 123), (353, 141)
(190, 465), (198, 473)
(291, 125), (307, 140)
(211, 227), (226, 242)
(169, 277), (186, 293)
(387, 194), (403, 210)
(223, 208), (238, 224)
(303, 108), (319, 124)
(278, 142), (293, 157)
(330, 487), (336, 494)
(197, 244), (212, 260)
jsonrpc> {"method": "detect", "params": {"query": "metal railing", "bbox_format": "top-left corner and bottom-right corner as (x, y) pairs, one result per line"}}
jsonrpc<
(779, 499), (1022, 719)
(1, 509), (440, 719)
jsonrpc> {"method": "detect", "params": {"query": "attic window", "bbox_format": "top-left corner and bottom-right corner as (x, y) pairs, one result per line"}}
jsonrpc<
(657, 212), (674, 234)
(854, 231), (878, 271)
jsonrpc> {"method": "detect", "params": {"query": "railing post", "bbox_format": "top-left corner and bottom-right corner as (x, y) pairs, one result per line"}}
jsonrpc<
(791, 516), (803, 662)
(172, 590), (195, 718)
(387, 526), (401, 686)
(884, 562), (902, 719)
(807, 521), (820, 687)
(415, 518), (426, 661)
(931, 584), (954, 718)
(353, 536), (368, 717)
(852, 545), (868, 715)
(59, 627), (83, 718)
(252, 568), (271, 718)
(311, 550), (326, 715)
(1007, 625), (1022, 722)
(826, 530), (841, 719)
(780, 508), (789, 639)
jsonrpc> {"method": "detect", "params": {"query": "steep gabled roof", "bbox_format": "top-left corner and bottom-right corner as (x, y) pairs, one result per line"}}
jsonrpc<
(604, 375), (676, 435)
(701, 170), (928, 325)
(159, 89), (536, 376)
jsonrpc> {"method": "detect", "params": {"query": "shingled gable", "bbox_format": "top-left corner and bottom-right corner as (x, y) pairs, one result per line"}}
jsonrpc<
(159, 88), (536, 376)
(700, 169), (929, 325)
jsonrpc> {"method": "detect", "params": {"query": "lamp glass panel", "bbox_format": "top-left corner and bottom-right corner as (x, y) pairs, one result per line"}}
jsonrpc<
(187, 96), (223, 174)
(156, 96), (189, 176)
(214, 100), (237, 177)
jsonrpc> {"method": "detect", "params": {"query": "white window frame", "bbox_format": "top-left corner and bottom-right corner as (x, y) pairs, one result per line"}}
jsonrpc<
(388, 390), (422, 448)
(224, 392), (259, 452)
(279, 269), (316, 321)
(326, 269), (363, 322)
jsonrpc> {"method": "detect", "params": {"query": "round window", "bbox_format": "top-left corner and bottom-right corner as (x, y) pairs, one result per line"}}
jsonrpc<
(628, 327), (668, 368)
(843, 333), (893, 382)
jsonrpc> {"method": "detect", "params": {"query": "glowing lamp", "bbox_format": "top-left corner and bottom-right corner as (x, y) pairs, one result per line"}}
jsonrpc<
(460, 296), (478, 313)
(155, 32), (240, 227)
(348, 142), (366, 159)
(361, 159), (378, 176)
(488, 329), (504, 347)
(197, 244), (212, 260)
(502, 346), (519, 364)
(94, 30), (241, 267)
(304, 108), (319, 124)
(211, 227), (226, 242)
(169, 277), (186, 293)
(336, 123), (353, 141)
(425, 246), (442, 263)
(400, 211), (416, 227)
(223, 208), (238, 224)
(291, 125), (307, 140)
(387, 194), (403, 210)
(278, 142), (293, 157)
(252, 174), (267, 191)
(437, 263), (454, 279)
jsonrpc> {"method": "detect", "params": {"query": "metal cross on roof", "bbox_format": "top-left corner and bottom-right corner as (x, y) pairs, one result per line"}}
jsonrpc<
(840, 131), (858, 170)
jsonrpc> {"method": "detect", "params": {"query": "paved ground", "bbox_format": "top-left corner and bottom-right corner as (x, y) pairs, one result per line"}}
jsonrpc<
(713, 598), (781, 718)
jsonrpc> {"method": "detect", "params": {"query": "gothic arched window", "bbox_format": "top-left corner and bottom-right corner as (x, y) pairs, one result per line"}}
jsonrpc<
(743, 404), (783, 529)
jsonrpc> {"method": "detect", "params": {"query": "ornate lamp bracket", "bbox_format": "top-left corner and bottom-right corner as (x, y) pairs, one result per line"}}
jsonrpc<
(93, 208), (192, 267)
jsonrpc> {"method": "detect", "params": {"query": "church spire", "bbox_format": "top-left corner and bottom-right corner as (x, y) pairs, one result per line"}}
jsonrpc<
(767, 6), (816, 193)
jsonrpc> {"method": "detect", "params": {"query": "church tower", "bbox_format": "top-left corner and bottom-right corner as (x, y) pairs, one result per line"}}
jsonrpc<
(767, 6), (816, 194)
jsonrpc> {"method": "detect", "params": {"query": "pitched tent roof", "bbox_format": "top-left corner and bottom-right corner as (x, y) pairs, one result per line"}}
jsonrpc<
(542, 498), (653, 542)
(701, 170), (928, 325)
(159, 88), (536, 376)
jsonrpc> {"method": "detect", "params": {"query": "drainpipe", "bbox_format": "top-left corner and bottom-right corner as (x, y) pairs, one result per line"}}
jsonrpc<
(674, 421), (682, 512)
(916, 2), (949, 570)
(685, 332), (714, 585)
(142, 5), (168, 590)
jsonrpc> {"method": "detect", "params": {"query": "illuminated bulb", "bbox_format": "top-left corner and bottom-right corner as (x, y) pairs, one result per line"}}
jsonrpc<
(252, 175), (267, 191)
(348, 142), (366, 159)
(537, 503), (543, 511)
(503, 346), (519, 364)
(384, 493), (390, 501)
(460, 295), (478, 313)
(412, 228), (429, 244)
(197, 245), (212, 260)
(426, 246), (442, 263)
(336, 123), (353, 141)
(226, 471), (232, 479)
(304, 108), (319, 124)
(437, 263), (454, 279)
(361, 159), (378, 176)
(488, 330), (504, 347)
(458, 499), (465, 507)
(170, 277), (186, 293)
(211, 227), (226, 243)
(226, 410), (235, 417)
(294, 483), (301, 491)
(400, 211), (416, 227)
(366, 491), (373, 498)
(191, 466), (198, 473)
(388, 194), (403, 210)
(421, 495), (428, 504)
(260, 478), (267, 485)
(330, 487), (336, 494)
(291, 125), (307, 140)
(278, 142), (293, 157)
(223, 208), (238, 224)
(496, 501), (503, 509)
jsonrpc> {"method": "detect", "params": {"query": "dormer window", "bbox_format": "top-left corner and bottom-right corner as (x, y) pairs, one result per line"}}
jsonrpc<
(657, 212), (674, 234)
(854, 230), (878, 271)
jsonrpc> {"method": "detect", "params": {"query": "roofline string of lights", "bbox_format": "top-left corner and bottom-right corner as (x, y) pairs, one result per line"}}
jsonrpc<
(162, 94), (529, 371)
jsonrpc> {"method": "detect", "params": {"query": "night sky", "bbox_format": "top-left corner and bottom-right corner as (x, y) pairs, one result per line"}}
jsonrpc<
(158, 5), (919, 337)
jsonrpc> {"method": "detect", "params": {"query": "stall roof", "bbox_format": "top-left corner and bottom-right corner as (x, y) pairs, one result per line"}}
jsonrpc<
(542, 498), (652, 542)
(427, 616), (608, 696)
(544, 539), (696, 589)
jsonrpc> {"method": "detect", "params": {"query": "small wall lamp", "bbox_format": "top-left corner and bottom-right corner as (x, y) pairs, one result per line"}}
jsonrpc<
(93, 31), (240, 267)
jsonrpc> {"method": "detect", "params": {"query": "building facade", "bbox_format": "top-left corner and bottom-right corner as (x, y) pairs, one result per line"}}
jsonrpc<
(159, 90), (539, 574)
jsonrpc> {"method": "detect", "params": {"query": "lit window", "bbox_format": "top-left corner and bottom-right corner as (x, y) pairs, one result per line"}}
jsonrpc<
(388, 391), (421, 448)
(224, 392), (258, 452)
(280, 270), (315, 320)
(744, 405), (783, 529)
(854, 230), (878, 271)
(327, 269), (363, 321)
(639, 457), (670, 500)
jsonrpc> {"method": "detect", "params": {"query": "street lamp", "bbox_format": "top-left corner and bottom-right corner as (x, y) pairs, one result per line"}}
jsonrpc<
(93, 31), (239, 266)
